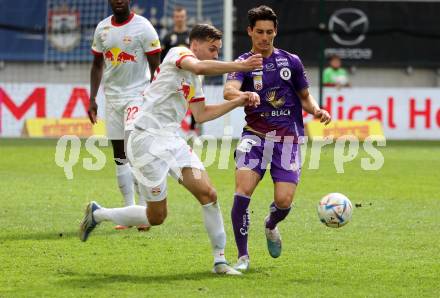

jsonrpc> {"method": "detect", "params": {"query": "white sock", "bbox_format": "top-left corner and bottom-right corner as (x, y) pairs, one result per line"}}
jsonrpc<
(133, 176), (146, 207)
(202, 201), (227, 264)
(116, 163), (135, 206)
(93, 205), (149, 226)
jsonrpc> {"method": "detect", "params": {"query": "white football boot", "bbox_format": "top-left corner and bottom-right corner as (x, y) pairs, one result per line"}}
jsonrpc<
(233, 255), (250, 271)
(212, 262), (242, 275)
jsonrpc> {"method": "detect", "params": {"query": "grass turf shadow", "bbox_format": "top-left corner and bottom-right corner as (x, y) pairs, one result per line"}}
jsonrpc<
(56, 268), (275, 288)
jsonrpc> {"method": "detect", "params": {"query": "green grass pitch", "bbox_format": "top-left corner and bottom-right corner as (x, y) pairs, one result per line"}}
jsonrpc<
(0, 138), (439, 297)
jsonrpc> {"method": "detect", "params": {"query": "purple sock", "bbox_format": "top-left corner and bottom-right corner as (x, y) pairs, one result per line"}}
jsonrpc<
(231, 193), (251, 258)
(265, 202), (291, 230)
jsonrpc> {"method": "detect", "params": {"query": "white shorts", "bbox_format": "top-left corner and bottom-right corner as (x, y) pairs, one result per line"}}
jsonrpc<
(105, 98), (143, 140)
(127, 128), (205, 202)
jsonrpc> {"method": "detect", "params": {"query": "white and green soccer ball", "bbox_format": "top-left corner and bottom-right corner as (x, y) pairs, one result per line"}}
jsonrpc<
(317, 193), (353, 228)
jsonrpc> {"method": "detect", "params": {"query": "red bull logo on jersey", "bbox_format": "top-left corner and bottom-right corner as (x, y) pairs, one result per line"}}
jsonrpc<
(151, 187), (161, 196)
(104, 48), (137, 65)
(177, 79), (195, 101)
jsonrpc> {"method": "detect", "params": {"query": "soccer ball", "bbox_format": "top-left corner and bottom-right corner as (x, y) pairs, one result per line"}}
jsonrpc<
(317, 193), (353, 228)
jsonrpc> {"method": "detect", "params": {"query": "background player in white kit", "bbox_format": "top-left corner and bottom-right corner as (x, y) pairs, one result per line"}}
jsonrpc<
(88, 0), (161, 230)
(80, 24), (263, 275)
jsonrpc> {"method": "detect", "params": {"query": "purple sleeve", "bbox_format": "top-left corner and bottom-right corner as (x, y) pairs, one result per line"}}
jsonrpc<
(226, 70), (245, 82)
(226, 55), (248, 83)
(291, 55), (309, 91)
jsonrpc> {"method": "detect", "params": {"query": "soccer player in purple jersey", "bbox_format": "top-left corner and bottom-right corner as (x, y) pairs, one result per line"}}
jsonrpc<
(224, 5), (331, 270)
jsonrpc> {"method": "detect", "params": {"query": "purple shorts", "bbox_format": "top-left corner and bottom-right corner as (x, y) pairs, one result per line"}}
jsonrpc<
(234, 132), (301, 184)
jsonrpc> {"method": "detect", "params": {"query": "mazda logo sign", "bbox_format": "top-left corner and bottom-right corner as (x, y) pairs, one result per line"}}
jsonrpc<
(329, 8), (369, 46)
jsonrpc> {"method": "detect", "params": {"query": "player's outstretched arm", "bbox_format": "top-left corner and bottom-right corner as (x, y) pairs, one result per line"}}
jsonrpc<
(297, 88), (331, 125)
(223, 80), (243, 100)
(89, 54), (104, 124)
(179, 54), (263, 76)
(190, 92), (259, 123)
(224, 80), (260, 105)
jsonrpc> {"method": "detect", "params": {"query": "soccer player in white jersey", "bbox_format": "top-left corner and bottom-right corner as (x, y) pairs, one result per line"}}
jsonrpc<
(80, 24), (263, 275)
(88, 0), (161, 230)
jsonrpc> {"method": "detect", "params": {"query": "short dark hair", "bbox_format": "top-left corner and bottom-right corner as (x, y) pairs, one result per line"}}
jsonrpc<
(248, 5), (278, 29)
(329, 54), (341, 61)
(173, 5), (186, 13)
(189, 24), (223, 42)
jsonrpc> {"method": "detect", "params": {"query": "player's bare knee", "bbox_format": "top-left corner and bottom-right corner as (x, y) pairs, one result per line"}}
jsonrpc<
(149, 217), (166, 226)
(147, 208), (167, 226)
(149, 211), (167, 226)
(276, 194), (294, 208)
(206, 186), (218, 203)
(198, 186), (217, 204)
(235, 186), (253, 197)
(236, 180), (256, 197)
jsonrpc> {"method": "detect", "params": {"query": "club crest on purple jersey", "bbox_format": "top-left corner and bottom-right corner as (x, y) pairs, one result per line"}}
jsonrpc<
(280, 67), (291, 80)
(252, 70), (263, 91)
(266, 89), (285, 108)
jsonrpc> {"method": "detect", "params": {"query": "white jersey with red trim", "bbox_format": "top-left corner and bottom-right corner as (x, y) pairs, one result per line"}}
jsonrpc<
(134, 47), (205, 135)
(91, 13), (161, 100)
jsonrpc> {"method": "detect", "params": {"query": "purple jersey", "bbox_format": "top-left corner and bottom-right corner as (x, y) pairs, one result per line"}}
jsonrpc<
(227, 48), (309, 141)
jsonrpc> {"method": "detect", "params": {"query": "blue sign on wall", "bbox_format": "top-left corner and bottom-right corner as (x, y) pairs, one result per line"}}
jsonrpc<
(0, 0), (164, 62)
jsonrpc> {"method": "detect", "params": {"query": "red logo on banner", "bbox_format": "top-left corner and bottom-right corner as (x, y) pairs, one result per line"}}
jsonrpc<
(0, 87), (46, 120)
(62, 88), (90, 118)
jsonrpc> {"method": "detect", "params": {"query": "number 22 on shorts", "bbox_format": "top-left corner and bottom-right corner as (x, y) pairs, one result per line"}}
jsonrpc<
(126, 106), (139, 122)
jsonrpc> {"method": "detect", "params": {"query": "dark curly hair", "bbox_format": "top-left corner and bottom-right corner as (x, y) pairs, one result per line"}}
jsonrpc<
(248, 5), (278, 29)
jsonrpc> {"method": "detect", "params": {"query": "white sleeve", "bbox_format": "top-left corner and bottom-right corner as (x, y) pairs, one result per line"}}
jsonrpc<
(189, 76), (205, 103)
(167, 47), (196, 69)
(141, 19), (161, 55)
(91, 25), (103, 55)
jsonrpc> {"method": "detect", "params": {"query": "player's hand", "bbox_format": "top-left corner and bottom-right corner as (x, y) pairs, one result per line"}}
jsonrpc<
(314, 108), (331, 125)
(88, 100), (98, 124)
(240, 54), (263, 71)
(244, 91), (260, 108)
(236, 92), (260, 108)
